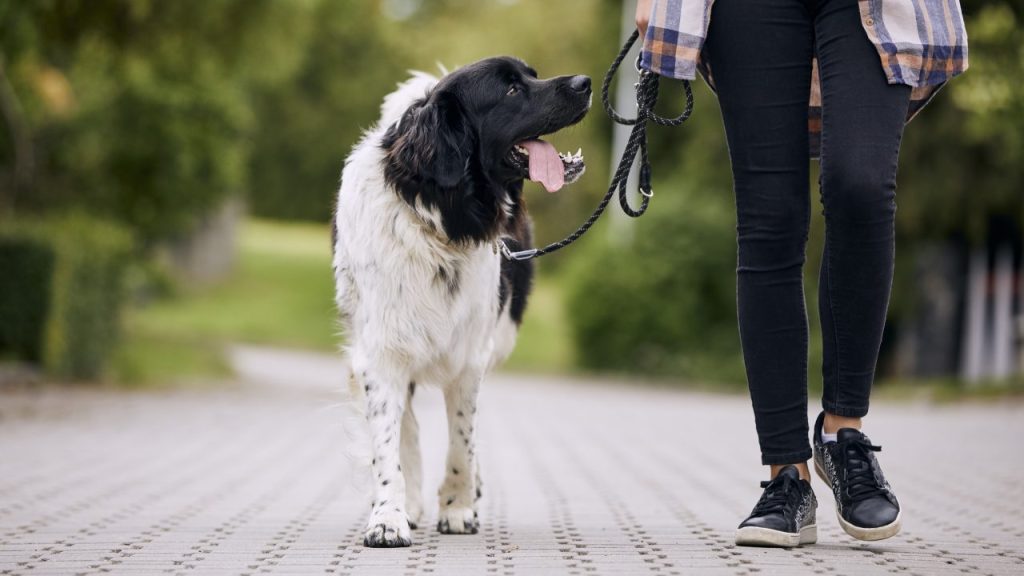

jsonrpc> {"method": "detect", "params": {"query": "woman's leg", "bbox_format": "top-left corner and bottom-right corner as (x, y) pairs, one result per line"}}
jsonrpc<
(814, 0), (911, 421)
(811, 0), (910, 542)
(703, 0), (815, 468)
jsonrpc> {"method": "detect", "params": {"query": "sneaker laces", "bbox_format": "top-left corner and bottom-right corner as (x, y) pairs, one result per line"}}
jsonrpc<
(751, 474), (799, 516)
(840, 437), (888, 502)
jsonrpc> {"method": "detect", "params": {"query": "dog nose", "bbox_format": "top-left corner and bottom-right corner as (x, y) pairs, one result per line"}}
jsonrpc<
(570, 75), (591, 93)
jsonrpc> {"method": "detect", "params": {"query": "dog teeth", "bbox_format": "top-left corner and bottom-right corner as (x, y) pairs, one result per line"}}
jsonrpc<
(557, 149), (585, 164)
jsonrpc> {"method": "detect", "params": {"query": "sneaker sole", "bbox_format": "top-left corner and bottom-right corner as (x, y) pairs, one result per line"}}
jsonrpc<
(814, 460), (902, 542)
(735, 524), (817, 548)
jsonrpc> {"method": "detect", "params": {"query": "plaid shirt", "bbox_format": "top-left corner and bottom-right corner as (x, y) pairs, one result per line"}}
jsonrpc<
(640, 0), (969, 157)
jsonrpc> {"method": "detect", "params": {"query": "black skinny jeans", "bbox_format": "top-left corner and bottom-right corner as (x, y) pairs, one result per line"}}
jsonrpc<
(703, 0), (912, 465)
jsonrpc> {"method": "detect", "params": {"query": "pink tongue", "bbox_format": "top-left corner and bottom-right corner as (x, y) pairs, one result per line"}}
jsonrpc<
(522, 139), (564, 193)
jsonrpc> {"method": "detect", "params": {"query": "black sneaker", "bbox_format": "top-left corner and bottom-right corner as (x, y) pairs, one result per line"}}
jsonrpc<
(735, 465), (818, 547)
(813, 412), (901, 541)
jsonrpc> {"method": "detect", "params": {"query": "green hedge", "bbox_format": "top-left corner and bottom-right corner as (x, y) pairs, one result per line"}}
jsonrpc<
(0, 215), (132, 380)
(564, 187), (746, 385)
(0, 237), (55, 363)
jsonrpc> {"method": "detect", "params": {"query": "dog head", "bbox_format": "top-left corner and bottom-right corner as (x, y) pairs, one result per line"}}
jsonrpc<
(382, 57), (591, 244)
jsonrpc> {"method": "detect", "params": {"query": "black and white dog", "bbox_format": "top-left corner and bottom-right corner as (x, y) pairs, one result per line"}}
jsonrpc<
(333, 58), (591, 547)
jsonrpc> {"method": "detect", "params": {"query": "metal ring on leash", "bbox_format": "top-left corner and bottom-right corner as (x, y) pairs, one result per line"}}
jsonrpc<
(499, 30), (693, 261)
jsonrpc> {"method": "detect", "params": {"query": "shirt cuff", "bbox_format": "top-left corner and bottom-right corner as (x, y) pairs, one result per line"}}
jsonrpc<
(640, 25), (700, 81)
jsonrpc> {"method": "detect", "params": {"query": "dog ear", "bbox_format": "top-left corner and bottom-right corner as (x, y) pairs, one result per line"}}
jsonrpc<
(387, 90), (472, 190)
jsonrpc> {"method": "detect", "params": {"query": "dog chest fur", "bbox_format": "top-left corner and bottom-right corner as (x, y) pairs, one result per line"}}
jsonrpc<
(333, 77), (505, 384)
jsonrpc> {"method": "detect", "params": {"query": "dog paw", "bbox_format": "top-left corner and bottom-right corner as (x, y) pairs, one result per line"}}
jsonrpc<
(363, 512), (412, 547)
(437, 506), (479, 535)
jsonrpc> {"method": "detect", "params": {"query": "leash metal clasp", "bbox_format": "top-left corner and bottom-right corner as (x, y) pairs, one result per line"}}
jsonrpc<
(634, 54), (648, 76)
(498, 240), (538, 261)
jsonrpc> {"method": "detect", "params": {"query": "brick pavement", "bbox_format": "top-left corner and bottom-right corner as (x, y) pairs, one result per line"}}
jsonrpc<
(1, 346), (1022, 575)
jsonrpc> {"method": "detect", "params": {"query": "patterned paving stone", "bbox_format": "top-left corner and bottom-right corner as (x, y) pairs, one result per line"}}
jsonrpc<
(1, 346), (1022, 575)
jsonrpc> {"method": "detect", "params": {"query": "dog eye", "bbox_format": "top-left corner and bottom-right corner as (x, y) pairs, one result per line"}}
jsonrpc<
(506, 84), (519, 96)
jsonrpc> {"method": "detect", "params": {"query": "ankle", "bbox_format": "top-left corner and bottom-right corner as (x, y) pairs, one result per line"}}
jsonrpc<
(823, 412), (862, 435)
(770, 462), (811, 481)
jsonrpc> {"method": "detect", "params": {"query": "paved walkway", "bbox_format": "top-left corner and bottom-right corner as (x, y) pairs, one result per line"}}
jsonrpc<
(1, 346), (1022, 575)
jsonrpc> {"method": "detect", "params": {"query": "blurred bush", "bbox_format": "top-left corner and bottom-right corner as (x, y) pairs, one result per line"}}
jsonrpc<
(0, 215), (131, 380)
(566, 187), (744, 383)
(897, 0), (1024, 244)
(564, 78), (748, 383)
(0, 0), (312, 244)
(0, 233), (53, 363)
(248, 1), (407, 221)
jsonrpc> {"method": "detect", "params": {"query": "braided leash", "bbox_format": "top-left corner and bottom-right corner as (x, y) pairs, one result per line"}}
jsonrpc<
(499, 30), (694, 261)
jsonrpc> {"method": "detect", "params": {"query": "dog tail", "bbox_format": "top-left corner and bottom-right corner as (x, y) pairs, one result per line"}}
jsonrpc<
(338, 353), (373, 489)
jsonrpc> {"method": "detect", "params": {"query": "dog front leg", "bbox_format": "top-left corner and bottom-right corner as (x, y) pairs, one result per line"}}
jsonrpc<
(437, 372), (481, 534)
(358, 363), (412, 547)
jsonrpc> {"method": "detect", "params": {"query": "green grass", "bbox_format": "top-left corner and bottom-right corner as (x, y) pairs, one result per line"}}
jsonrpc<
(111, 333), (232, 388)
(502, 275), (576, 373)
(873, 376), (1024, 403)
(131, 219), (338, 351)
(114, 219), (337, 385)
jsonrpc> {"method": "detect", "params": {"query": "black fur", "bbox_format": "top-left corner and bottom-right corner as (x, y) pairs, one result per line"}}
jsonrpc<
(498, 215), (534, 325)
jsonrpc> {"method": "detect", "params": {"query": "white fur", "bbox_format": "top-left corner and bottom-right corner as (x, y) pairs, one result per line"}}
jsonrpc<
(334, 72), (520, 546)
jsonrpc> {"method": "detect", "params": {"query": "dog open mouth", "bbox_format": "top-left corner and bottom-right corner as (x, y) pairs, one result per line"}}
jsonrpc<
(507, 140), (585, 193)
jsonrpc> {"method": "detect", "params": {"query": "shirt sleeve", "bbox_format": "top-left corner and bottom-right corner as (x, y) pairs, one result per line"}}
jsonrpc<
(640, 0), (709, 81)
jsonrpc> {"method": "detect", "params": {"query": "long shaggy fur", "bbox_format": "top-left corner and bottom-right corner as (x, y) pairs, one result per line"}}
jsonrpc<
(333, 58), (590, 548)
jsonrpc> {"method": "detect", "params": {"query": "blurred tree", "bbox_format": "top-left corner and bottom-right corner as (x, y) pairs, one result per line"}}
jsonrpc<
(0, 0), (312, 244)
(247, 1), (407, 221)
(898, 0), (1024, 244)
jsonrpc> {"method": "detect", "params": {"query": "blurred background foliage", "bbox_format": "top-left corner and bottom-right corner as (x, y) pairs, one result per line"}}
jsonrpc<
(0, 0), (1020, 390)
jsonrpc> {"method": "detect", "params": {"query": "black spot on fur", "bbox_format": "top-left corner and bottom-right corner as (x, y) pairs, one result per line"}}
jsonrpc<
(436, 264), (461, 296)
(331, 217), (338, 255)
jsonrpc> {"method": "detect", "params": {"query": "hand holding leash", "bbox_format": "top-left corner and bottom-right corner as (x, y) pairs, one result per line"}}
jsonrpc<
(499, 30), (694, 261)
